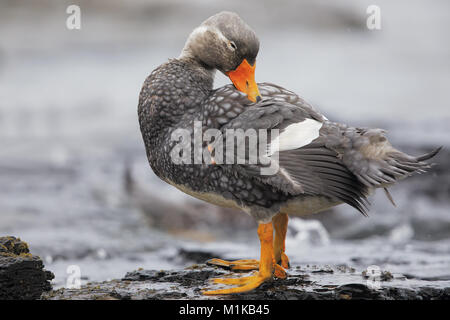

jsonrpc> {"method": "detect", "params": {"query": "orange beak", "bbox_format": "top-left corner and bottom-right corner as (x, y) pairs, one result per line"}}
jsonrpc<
(226, 59), (262, 103)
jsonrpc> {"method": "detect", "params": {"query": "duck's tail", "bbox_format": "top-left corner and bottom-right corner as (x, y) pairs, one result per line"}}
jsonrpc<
(372, 146), (442, 185)
(324, 123), (442, 200)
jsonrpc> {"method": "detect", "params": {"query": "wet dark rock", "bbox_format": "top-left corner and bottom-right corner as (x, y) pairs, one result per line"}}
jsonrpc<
(336, 283), (383, 299)
(124, 268), (218, 287)
(42, 264), (449, 300)
(311, 268), (334, 274)
(123, 269), (167, 281)
(0, 236), (54, 300)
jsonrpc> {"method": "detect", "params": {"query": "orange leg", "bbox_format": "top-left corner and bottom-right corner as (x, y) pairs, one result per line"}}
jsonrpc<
(206, 213), (290, 278)
(273, 213), (290, 269)
(203, 222), (276, 295)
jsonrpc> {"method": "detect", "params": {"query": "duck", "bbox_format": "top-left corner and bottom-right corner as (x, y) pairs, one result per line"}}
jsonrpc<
(138, 11), (441, 295)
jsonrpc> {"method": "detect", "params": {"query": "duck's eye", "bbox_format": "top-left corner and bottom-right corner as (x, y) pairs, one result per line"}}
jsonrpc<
(228, 41), (237, 51)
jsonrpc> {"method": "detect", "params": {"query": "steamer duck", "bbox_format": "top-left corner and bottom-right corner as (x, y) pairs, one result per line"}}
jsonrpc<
(138, 11), (440, 294)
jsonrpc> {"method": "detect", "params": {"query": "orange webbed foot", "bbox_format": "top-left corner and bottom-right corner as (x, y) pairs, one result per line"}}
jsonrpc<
(202, 272), (272, 295)
(203, 222), (284, 295)
(206, 258), (259, 271)
(207, 258), (287, 278)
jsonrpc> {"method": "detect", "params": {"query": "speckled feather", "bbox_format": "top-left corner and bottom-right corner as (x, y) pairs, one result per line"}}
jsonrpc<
(138, 58), (439, 222)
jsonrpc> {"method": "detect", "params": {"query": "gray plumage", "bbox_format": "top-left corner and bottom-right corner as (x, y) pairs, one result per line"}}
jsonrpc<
(138, 11), (440, 223)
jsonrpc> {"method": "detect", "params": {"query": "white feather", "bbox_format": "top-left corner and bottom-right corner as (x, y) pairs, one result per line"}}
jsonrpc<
(269, 119), (322, 155)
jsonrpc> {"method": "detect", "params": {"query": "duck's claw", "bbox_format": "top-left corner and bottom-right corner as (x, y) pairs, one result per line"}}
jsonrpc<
(280, 252), (290, 269)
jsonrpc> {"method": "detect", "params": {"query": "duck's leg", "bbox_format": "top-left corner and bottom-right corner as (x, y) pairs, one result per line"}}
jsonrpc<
(202, 222), (275, 295)
(206, 212), (289, 277)
(273, 213), (290, 269)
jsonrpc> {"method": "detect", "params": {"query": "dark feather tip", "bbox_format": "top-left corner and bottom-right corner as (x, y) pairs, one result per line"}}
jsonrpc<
(416, 146), (442, 162)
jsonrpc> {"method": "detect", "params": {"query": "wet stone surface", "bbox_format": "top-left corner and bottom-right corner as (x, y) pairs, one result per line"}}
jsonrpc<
(42, 264), (450, 300)
(0, 236), (54, 300)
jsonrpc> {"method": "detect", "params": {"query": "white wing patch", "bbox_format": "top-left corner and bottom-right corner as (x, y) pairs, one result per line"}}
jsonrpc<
(269, 119), (323, 155)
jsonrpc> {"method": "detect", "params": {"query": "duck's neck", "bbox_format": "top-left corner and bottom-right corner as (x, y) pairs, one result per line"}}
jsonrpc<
(177, 54), (216, 92)
(140, 56), (216, 179)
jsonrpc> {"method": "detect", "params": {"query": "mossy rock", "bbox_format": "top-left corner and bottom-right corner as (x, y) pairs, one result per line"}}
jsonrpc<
(0, 236), (54, 300)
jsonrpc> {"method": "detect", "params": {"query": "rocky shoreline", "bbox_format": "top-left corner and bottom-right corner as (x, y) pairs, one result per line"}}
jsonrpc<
(43, 264), (449, 300)
(1, 236), (449, 300)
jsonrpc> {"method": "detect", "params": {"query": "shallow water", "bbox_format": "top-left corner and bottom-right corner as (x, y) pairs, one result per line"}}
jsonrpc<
(0, 0), (449, 291)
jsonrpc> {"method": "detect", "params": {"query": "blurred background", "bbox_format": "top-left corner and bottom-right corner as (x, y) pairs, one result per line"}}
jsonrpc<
(0, 0), (449, 289)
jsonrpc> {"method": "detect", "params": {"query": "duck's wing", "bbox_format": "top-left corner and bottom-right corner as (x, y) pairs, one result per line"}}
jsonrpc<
(258, 83), (326, 119)
(258, 82), (441, 190)
(203, 83), (440, 215)
(203, 84), (369, 215)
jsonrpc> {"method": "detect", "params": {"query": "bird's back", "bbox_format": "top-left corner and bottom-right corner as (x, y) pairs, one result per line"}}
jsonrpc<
(138, 61), (440, 222)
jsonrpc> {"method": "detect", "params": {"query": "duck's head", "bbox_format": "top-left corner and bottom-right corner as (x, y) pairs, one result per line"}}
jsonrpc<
(180, 11), (261, 102)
